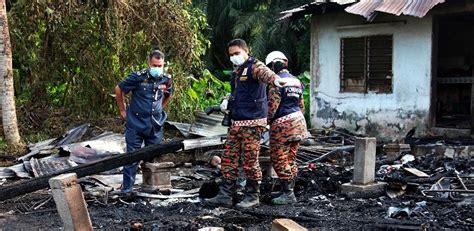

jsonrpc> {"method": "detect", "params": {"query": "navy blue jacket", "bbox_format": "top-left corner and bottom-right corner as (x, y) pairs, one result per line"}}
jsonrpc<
(119, 69), (172, 135)
(229, 57), (268, 121)
(274, 72), (302, 119)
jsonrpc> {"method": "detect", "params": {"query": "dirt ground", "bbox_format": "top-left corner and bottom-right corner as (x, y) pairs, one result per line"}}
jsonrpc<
(0, 162), (472, 230)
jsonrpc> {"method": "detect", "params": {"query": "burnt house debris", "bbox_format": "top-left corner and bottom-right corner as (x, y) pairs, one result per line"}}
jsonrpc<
(0, 120), (471, 229)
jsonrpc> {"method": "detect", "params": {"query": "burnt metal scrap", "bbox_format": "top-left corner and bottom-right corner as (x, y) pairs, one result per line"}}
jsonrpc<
(0, 140), (184, 201)
(18, 123), (91, 162)
(0, 124), (473, 229)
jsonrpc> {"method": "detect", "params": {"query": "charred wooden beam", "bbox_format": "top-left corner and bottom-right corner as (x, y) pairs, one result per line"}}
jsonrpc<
(0, 140), (183, 201)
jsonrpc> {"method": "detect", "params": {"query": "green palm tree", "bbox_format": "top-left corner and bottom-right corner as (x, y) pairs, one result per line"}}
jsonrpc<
(205, 0), (312, 74)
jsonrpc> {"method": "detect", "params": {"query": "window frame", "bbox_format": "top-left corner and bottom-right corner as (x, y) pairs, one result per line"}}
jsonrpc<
(340, 35), (394, 94)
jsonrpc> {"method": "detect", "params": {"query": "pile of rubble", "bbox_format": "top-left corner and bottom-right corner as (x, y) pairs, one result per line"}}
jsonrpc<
(0, 118), (472, 230)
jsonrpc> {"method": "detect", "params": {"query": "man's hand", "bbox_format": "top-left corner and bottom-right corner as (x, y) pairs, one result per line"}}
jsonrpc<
(274, 78), (301, 88)
(115, 85), (127, 121)
(220, 98), (229, 113)
(120, 110), (127, 120)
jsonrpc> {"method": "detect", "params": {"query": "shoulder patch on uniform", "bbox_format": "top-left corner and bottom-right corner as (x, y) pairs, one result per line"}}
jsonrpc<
(163, 74), (172, 79)
(135, 68), (148, 76)
(241, 68), (248, 76)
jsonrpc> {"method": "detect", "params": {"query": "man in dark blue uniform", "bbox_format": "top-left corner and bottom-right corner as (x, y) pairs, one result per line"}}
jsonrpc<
(114, 49), (172, 193)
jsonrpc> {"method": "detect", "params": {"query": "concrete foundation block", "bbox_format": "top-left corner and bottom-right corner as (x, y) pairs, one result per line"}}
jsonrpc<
(353, 137), (377, 185)
(341, 182), (387, 198)
(271, 218), (308, 231)
(383, 143), (400, 159)
(141, 162), (173, 191)
(399, 143), (411, 152)
(143, 161), (174, 170)
(49, 173), (92, 231)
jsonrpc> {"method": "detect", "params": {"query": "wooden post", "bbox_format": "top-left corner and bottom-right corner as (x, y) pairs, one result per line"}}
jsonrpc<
(49, 173), (93, 231)
(271, 219), (308, 231)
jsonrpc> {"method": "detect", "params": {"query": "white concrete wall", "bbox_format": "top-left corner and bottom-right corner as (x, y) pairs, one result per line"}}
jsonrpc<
(310, 13), (433, 141)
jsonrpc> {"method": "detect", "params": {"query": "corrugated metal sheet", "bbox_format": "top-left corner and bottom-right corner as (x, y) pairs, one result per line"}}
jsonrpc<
(188, 111), (228, 137)
(279, 0), (357, 20)
(345, 0), (383, 19)
(374, 0), (407, 16)
(314, 0), (358, 4)
(30, 156), (77, 177)
(280, 0), (445, 20)
(405, 0), (445, 18)
(346, 0), (445, 19)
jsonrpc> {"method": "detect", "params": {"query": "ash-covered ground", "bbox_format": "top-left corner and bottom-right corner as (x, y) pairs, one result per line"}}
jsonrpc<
(0, 154), (472, 230)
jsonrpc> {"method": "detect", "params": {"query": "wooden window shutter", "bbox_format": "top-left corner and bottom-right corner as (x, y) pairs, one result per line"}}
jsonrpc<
(340, 35), (393, 93)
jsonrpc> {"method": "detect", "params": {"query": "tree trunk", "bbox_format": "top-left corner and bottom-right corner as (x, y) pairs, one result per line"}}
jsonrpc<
(0, 0), (20, 146)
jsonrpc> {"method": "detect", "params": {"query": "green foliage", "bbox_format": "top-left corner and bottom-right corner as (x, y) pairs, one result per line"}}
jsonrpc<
(0, 137), (8, 151)
(187, 4), (211, 73)
(164, 68), (230, 122)
(7, 0), (313, 137)
(298, 71), (311, 124)
(9, 1), (210, 123)
(189, 69), (230, 108)
(205, 0), (312, 75)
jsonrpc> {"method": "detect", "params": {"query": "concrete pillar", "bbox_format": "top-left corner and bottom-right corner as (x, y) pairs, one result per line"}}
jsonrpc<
(141, 162), (174, 192)
(341, 137), (386, 198)
(49, 173), (92, 231)
(353, 138), (376, 185)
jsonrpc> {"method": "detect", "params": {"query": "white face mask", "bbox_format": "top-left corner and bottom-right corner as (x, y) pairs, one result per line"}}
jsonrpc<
(229, 54), (246, 66)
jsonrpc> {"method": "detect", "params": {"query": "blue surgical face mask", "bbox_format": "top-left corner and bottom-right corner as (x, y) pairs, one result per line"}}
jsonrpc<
(149, 67), (164, 78)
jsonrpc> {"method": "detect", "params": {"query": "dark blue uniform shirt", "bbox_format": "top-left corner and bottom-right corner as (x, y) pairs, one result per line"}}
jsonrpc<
(118, 69), (172, 135)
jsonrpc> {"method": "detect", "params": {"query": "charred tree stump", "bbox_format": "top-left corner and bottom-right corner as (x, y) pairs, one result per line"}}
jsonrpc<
(0, 140), (183, 201)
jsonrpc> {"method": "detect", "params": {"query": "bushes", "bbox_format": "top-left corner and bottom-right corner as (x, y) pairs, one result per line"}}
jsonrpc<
(9, 1), (209, 123)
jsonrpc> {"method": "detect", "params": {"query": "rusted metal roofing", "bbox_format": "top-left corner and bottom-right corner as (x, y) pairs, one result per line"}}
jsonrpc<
(189, 111), (227, 137)
(314, 0), (358, 4)
(345, 0), (445, 19)
(31, 156), (77, 177)
(279, 0), (356, 20)
(279, 2), (318, 20)
(168, 111), (228, 138)
(280, 0), (445, 21)
(344, 0), (382, 19)
(375, 1), (407, 16)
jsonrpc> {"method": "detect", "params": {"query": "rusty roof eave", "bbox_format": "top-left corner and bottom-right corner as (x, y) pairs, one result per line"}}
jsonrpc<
(345, 0), (446, 20)
(280, 0), (446, 21)
(278, 0), (357, 21)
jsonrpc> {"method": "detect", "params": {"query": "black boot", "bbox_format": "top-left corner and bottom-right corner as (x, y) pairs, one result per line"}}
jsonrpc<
(271, 179), (296, 205)
(271, 190), (283, 198)
(204, 179), (236, 208)
(271, 180), (283, 198)
(235, 180), (260, 209)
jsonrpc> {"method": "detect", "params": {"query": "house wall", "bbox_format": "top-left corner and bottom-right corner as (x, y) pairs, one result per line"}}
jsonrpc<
(310, 13), (433, 141)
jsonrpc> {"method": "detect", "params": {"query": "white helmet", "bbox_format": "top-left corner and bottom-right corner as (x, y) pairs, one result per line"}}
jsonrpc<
(265, 51), (287, 65)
